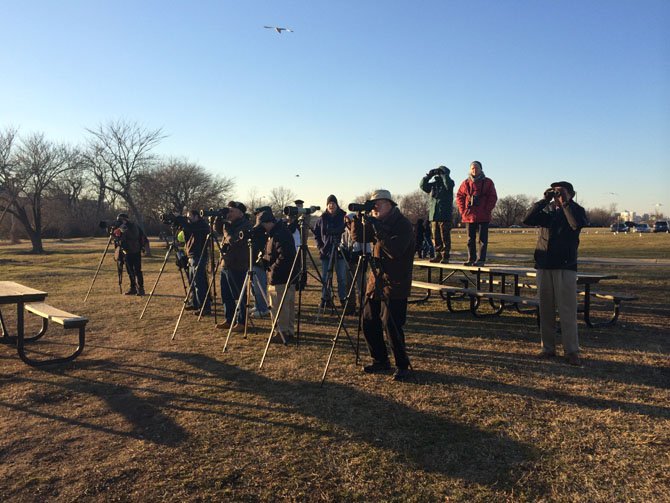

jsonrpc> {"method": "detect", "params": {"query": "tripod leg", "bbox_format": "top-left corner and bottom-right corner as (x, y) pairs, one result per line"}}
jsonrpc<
(223, 273), (252, 352)
(139, 243), (174, 320)
(84, 235), (114, 302)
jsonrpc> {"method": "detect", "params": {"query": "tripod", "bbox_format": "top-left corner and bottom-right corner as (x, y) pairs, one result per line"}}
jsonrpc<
(259, 221), (356, 369)
(171, 226), (221, 340)
(321, 214), (411, 385)
(84, 232), (124, 302)
(139, 231), (188, 320)
(222, 237), (271, 352)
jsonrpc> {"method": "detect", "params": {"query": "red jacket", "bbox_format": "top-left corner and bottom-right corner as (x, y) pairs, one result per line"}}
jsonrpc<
(456, 176), (497, 223)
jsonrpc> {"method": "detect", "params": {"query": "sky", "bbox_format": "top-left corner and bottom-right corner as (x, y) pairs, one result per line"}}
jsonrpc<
(1, 0), (669, 216)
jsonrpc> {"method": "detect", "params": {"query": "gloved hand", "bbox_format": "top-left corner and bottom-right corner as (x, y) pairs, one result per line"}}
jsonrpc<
(543, 188), (556, 202)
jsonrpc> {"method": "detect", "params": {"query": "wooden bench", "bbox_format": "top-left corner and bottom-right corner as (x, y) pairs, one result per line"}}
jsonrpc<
(578, 291), (638, 327)
(411, 280), (540, 321)
(18, 302), (88, 366)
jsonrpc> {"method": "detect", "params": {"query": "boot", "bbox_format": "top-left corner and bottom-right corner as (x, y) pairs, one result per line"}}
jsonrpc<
(124, 286), (138, 295)
(136, 286), (145, 296)
(429, 253), (442, 263)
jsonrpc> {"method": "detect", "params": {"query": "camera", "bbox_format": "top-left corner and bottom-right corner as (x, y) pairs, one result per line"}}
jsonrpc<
(99, 219), (122, 233)
(159, 213), (187, 226)
(253, 206), (272, 215)
(239, 226), (267, 241)
(283, 205), (320, 217)
(200, 207), (229, 218)
(467, 195), (480, 208)
(348, 200), (376, 213)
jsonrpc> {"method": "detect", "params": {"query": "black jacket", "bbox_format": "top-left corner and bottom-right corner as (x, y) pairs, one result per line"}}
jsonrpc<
(314, 208), (346, 259)
(182, 218), (210, 259)
(522, 199), (588, 270)
(263, 220), (297, 285)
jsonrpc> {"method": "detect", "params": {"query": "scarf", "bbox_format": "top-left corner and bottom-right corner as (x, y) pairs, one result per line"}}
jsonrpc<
(469, 171), (486, 182)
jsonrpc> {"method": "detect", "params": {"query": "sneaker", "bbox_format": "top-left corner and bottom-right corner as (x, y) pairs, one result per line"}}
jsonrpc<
(362, 361), (392, 374)
(124, 288), (138, 295)
(536, 350), (556, 359)
(136, 287), (145, 296)
(566, 353), (582, 366)
(216, 320), (232, 330)
(429, 254), (443, 263)
(392, 368), (411, 382)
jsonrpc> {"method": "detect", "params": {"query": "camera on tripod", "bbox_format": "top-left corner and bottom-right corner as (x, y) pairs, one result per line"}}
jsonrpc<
(99, 219), (122, 234)
(200, 207), (230, 218)
(239, 226), (266, 241)
(254, 206), (272, 215)
(159, 213), (187, 226)
(348, 200), (376, 213)
(283, 205), (320, 217)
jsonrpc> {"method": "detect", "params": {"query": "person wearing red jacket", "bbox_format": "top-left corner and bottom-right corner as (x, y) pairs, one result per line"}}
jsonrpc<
(456, 161), (498, 266)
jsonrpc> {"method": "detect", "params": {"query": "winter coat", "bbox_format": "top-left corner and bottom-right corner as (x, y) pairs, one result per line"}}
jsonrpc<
(313, 208), (346, 259)
(420, 172), (455, 222)
(182, 218), (210, 259)
(220, 216), (253, 271)
(456, 176), (498, 223)
(119, 221), (143, 255)
(522, 199), (588, 271)
(263, 220), (297, 285)
(352, 207), (415, 300)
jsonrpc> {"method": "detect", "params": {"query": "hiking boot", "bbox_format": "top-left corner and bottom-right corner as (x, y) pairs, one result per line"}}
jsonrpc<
(429, 254), (443, 263)
(362, 361), (392, 374)
(124, 288), (138, 295)
(392, 368), (412, 382)
(566, 353), (582, 366)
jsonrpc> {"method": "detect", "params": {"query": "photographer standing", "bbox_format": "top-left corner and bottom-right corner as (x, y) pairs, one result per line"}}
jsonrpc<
(181, 210), (211, 314)
(116, 213), (145, 296)
(456, 161), (497, 266)
(217, 202), (252, 331)
(420, 165), (455, 263)
(523, 182), (588, 366)
(314, 195), (347, 309)
(257, 210), (297, 342)
(351, 190), (415, 382)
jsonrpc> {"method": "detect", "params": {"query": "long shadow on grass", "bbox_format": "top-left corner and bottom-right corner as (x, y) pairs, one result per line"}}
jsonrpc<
(161, 351), (536, 487)
(0, 367), (188, 447)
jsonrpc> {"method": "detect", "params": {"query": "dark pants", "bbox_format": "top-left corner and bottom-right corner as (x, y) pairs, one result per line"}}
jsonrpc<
(432, 221), (452, 259)
(221, 268), (247, 324)
(362, 297), (410, 370)
(125, 252), (144, 289)
(466, 222), (489, 263)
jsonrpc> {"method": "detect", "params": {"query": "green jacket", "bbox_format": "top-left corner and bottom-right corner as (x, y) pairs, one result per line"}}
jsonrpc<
(420, 172), (455, 222)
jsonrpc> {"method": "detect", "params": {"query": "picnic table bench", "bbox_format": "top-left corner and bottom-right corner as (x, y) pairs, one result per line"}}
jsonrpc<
(0, 281), (87, 366)
(412, 260), (635, 327)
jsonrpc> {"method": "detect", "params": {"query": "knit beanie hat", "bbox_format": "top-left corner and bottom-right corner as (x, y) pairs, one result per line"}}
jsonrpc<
(326, 194), (338, 206)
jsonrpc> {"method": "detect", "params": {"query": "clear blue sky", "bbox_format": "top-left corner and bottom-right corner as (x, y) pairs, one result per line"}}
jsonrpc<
(2, 0), (668, 216)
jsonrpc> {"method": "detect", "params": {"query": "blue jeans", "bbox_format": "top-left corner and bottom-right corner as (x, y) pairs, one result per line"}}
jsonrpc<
(189, 257), (211, 311)
(220, 268), (246, 324)
(321, 256), (347, 302)
(252, 265), (269, 313)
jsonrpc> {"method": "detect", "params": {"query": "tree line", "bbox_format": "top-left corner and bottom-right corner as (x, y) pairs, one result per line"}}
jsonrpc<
(1, 120), (623, 253)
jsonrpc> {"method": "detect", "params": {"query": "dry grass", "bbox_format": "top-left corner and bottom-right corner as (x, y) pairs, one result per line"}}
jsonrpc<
(0, 235), (668, 502)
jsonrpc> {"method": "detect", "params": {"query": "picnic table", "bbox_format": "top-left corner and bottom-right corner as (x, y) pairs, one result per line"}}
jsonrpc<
(412, 260), (633, 327)
(0, 281), (87, 366)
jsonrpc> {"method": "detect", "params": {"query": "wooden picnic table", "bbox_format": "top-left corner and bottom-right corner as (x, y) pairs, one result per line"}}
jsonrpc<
(412, 260), (623, 327)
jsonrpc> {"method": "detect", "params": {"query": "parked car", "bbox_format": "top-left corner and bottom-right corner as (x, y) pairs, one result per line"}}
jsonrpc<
(610, 223), (628, 233)
(653, 221), (669, 233)
(635, 223), (652, 233)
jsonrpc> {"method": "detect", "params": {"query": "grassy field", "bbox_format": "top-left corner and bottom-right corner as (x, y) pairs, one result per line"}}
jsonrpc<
(0, 233), (668, 502)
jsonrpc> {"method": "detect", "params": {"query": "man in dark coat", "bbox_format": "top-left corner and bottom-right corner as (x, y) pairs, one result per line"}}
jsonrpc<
(523, 181), (588, 366)
(181, 210), (211, 314)
(313, 194), (347, 308)
(352, 189), (415, 381)
(116, 213), (145, 296)
(258, 210), (297, 342)
(216, 202), (253, 331)
(420, 165), (455, 263)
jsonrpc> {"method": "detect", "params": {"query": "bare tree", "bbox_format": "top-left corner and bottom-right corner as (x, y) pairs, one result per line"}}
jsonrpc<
(85, 120), (165, 226)
(492, 194), (532, 227)
(398, 189), (429, 223)
(586, 207), (613, 227)
(0, 131), (74, 252)
(139, 158), (234, 217)
(244, 187), (268, 215)
(268, 186), (296, 216)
